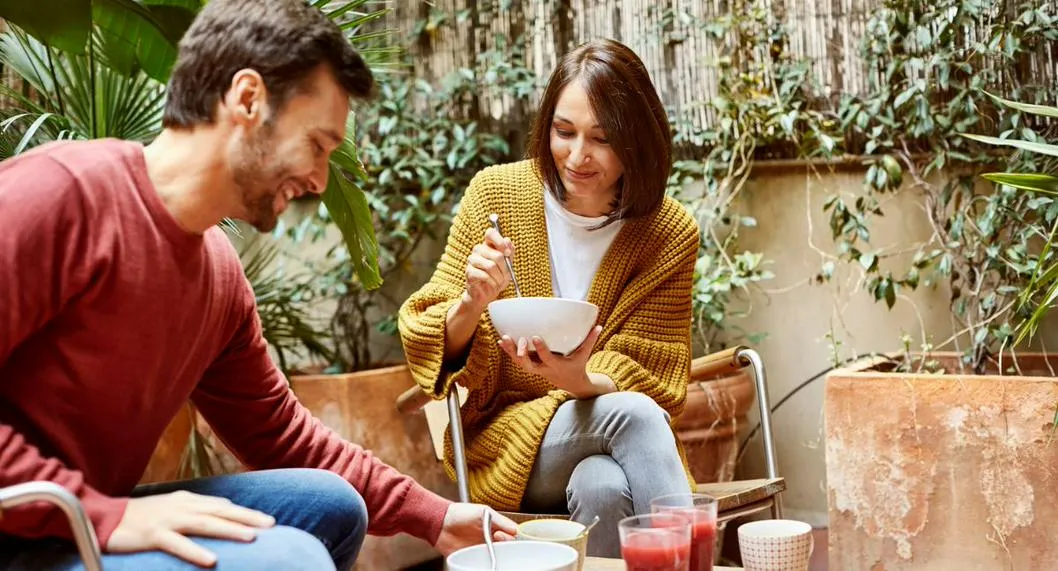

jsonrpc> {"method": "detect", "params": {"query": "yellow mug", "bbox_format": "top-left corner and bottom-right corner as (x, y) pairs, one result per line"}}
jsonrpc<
(516, 519), (588, 571)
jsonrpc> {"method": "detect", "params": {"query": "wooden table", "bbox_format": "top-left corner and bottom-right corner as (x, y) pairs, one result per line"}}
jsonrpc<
(584, 558), (743, 570)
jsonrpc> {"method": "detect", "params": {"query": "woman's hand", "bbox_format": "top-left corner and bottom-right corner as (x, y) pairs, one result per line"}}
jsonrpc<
(445, 228), (515, 363)
(498, 326), (615, 398)
(462, 228), (514, 312)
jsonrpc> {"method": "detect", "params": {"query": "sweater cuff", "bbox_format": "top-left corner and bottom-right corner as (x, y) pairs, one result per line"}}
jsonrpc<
(587, 350), (648, 392)
(399, 482), (453, 545)
(447, 319), (493, 392)
(402, 297), (462, 397)
(80, 488), (128, 548)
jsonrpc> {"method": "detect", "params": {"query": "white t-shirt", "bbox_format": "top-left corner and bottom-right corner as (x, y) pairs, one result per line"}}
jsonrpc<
(543, 189), (624, 301)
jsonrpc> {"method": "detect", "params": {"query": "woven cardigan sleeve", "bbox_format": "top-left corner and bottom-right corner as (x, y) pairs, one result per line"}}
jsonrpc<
(398, 169), (497, 398)
(586, 216), (698, 418)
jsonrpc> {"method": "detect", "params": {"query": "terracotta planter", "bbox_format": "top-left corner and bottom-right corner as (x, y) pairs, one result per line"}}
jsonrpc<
(141, 403), (242, 484)
(676, 358), (755, 484)
(825, 352), (1058, 571)
(140, 404), (194, 484)
(291, 365), (458, 570)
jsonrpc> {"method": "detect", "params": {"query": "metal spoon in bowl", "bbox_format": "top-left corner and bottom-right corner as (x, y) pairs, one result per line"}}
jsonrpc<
(488, 213), (522, 297)
(578, 515), (601, 539)
(483, 509), (498, 571)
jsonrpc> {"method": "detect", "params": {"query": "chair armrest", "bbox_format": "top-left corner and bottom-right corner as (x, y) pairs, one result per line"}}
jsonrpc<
(690, 345), (747, 380)
(0, 482), (104, 571)
(396, 385), (432, 415)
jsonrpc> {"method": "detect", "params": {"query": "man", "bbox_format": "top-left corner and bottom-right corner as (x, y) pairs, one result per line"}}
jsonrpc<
(0, 0), (516, 569)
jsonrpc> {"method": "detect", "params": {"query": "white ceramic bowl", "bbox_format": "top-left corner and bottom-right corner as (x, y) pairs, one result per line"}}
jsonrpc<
(446, 540), (579, 571)
(487, 297), (599, 356)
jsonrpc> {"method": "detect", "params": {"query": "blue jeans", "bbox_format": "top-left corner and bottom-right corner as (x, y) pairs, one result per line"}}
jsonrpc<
(0, 469), (368, 571)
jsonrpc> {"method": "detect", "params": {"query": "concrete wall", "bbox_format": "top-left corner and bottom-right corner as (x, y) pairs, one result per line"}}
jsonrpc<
(724, 166), (1058, 525)
(264, 166), (1058, 526)
(728, 168), (956, 526)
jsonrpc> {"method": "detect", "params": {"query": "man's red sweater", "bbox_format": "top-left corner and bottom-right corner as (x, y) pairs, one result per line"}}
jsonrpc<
(0, 139), (451, 546)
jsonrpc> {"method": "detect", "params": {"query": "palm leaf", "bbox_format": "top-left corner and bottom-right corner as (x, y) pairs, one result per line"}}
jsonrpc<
(312, 0), (400, 70)
(0, 0), (91, 54)
(981, 173), (1058, 194)
(983, 92), (1058, 119)
(92, 0), (197, 82)
(1015, 214), (1058, 346)
(2, 0), (199, 83)
(238, 235), (337, 371)
(0, 29), (60, 97)
(0, 26), (165, 147)
(323, 121), (382, 290)
(964, 134), (1058, 158)
(7, 113), (62, 155)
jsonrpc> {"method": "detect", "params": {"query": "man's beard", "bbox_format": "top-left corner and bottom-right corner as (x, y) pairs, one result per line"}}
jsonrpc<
(232, 125), (285, 232)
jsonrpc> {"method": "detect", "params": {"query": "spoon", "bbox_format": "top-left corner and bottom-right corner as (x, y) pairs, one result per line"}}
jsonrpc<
(578, 515), (601, 538)
(488, 213), (523, 297)
(483, 509), (498, 571)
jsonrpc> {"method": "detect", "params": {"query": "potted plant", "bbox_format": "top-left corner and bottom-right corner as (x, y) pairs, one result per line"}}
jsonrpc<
(818, 3), (1058, 569)
(0, 0), (401, 486)
(659, 4), (835, 485)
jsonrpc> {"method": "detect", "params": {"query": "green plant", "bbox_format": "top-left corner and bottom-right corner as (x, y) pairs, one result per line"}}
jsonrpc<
(821, 0), (1058, 372)
(310, 62), (517, 372)
(0, 0), (392, 290)
(0, 0), (404, 479)
(965, 94), (1058, 346)
(653, 0), (836, 352)
(236, 233), (336, 373)
(0, 0), (202, 82)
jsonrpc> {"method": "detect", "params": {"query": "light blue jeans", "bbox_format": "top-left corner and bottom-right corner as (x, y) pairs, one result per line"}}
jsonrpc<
(0, 469), (368, 571)
(521, 391), (693, 558)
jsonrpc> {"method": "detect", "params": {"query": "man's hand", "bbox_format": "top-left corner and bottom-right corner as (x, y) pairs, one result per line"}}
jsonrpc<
(106, 490), (276, 568)
(499, 325), (615, 398)
(434, 503), (518, 556)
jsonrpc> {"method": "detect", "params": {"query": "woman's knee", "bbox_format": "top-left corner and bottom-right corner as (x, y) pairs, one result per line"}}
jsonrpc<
(566, 455), (632, 510)
(599, 391), (671, 426)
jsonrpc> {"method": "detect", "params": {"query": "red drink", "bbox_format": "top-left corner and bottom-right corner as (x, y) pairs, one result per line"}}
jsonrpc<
(621, 530), (691, 571)
(650, 493), (719, 571)
(689, 518), (717, 571)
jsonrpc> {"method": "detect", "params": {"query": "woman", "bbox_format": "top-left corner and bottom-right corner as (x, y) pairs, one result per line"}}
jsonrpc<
(398, 38), (699, 557)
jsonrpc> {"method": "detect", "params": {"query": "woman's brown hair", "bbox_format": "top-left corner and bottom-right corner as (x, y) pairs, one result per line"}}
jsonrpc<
(527, 38), (672, 225)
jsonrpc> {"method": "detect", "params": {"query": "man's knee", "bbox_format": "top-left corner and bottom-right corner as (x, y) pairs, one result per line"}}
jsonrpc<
(567, 455), (631, 510)
(222, 525), (336, 570)
(291, 469), (368, 553)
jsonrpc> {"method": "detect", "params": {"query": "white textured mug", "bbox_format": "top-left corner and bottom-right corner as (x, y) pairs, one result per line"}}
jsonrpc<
(516, 519), (588, 571)
(737, 519), (813, 571)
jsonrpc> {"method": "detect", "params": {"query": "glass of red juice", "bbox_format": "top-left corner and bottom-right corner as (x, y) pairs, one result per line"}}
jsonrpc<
(650, 493), (719, 571)
(618, 512), (692, 571)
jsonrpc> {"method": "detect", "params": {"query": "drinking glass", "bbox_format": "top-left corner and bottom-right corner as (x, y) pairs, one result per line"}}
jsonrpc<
(650, 493), (719, 571)
(618, 512), (692, 571)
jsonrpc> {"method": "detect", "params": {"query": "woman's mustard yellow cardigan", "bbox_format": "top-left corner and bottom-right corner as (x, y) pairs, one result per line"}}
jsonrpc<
(398, 159), (700, 511)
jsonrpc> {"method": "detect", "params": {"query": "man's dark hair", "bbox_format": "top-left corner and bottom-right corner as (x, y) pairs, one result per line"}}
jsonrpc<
(162, 0), (374, 128)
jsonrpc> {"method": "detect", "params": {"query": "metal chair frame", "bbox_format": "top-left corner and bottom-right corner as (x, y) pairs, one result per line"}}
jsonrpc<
(398, 345), (784, 523)
(0, 481), (104, 571)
